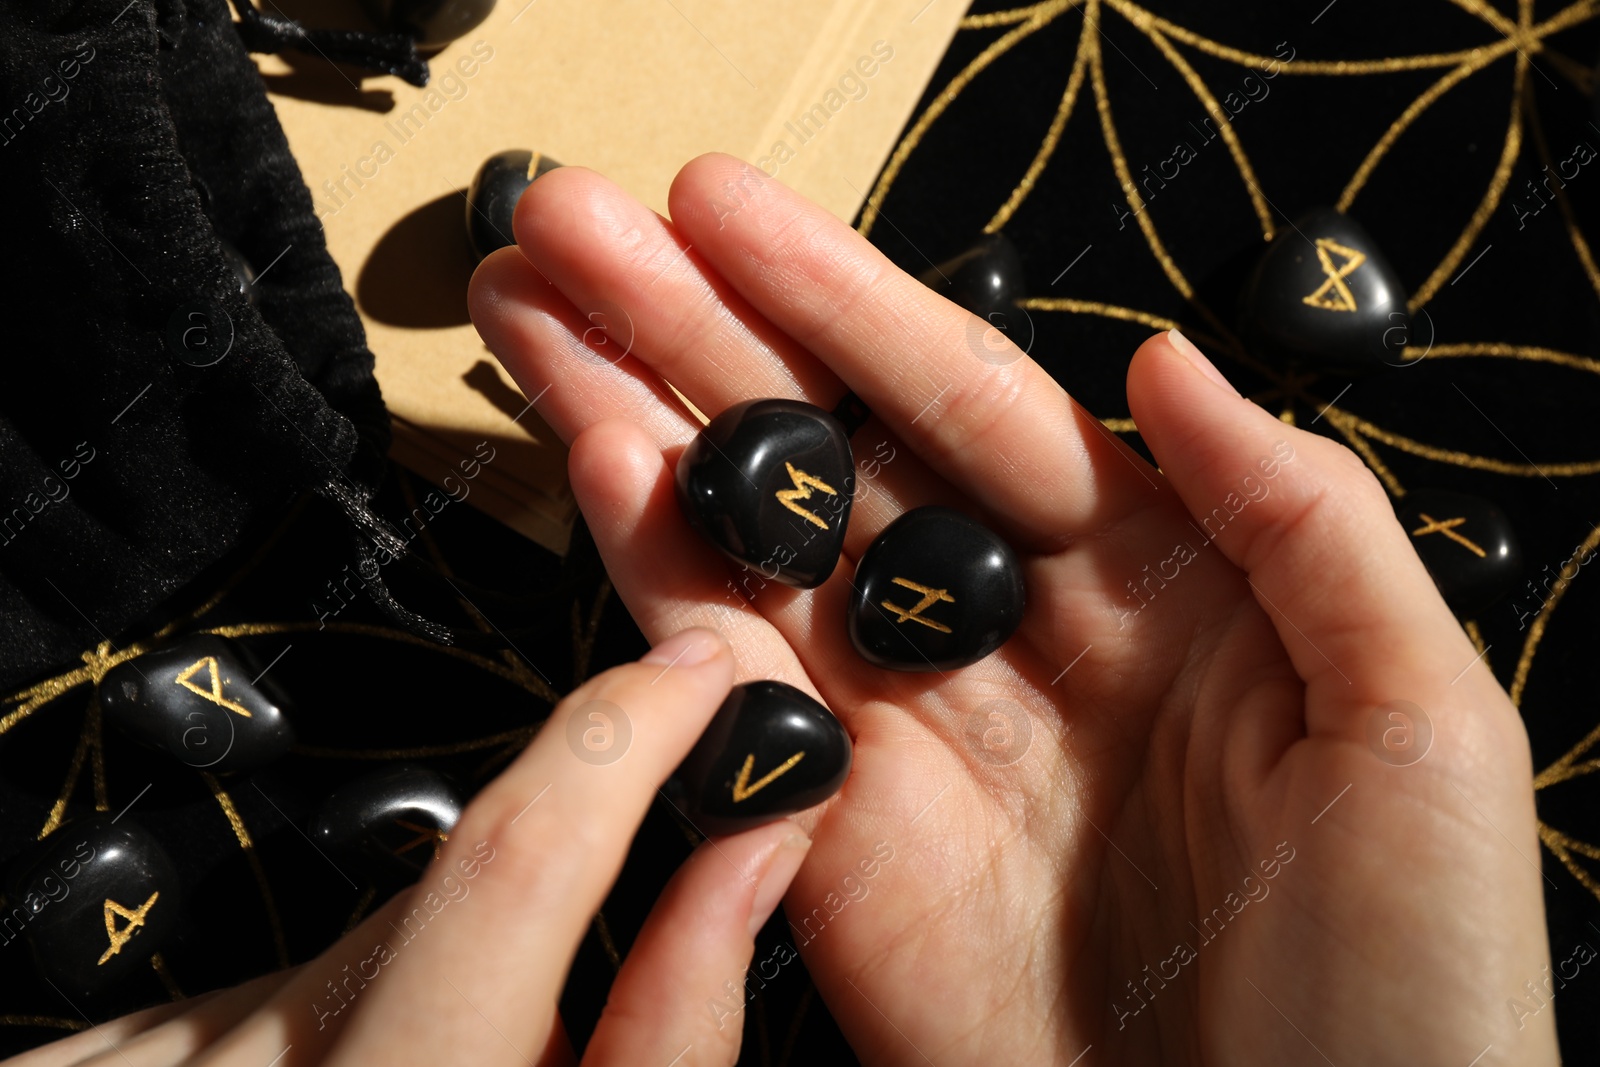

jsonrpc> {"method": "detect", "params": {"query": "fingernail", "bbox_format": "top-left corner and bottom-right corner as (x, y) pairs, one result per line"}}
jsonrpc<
(749, 832), (811, 938)
(641, 627), (723, 668)
(1167, 329), (1240, 397)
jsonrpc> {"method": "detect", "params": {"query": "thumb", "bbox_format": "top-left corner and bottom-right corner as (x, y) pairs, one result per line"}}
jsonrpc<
(1125, 330), (1496, 737)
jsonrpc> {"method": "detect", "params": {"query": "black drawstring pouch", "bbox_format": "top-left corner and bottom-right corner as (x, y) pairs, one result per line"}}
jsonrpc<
(0, 0), (438, 690)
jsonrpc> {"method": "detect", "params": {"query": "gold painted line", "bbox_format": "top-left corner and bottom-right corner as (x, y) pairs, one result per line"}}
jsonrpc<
(984, 17), (1093, 233)
(1520, 86), (1600, 302)
(1539, 824), (1600, 902)
(291, 726), (537, 761)
(0, 664), (98, 736)
(859, 0), (1076, 238)
(1090, 22), (1192, 301)
(1108, 0), (1595, 75)
(344, 885), (378, 934)
(38, 710), (95, 839)
(732, 751), (807, 802)
(1322, 407), (1600, 478)
(201, 621), (559, 704)
(594, 910), (623, 973)
(152, 495), (311, 640)
(1423, 343), (1600, 373)
(1136, 22), (1275, 239)
(1337, 59), (1485, 212)
(203, 773), (291, 969)
(1447, 0), (1519, 34)
(0, 1016), (87, 1031)
(1410, 20), (1531, 310)
(150, 952), (185, 1001)
(1511, 522), (1600, 706)
(960, 1), (1062, 28)
(87, 695), (108, 811)
(1535, 718), (1600, 789)
(1536, 756), (1600, 790)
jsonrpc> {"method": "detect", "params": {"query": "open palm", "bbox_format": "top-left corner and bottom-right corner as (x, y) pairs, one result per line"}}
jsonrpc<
(469, 154), (1556, 1066)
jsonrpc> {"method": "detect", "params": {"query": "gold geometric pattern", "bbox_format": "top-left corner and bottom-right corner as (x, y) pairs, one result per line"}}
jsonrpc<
(6, 5), (1600, 1062)
(1301, 238), (1367, 312)
(881, 577), (957, 632)
(731, 751), (807, 803)
(0, 475), (568, 1025)
(859, 0), (1600, 925)
(97, 893), (159, 966)
(774, 462), (838, 530)
(1410, 513), (1487, 558)
(174, 656), (253, 717)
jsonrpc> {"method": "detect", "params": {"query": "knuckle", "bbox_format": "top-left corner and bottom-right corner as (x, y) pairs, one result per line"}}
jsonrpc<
(450, 789), (594, 908)
(930, 365), (1030, 459)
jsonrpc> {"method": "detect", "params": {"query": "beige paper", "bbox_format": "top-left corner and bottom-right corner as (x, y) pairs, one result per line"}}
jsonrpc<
(265, 0), (965, 554)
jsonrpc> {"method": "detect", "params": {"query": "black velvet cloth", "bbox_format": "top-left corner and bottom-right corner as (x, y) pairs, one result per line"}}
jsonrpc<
(0, 0), (389, 690)
(4, 0), (1600, 1063)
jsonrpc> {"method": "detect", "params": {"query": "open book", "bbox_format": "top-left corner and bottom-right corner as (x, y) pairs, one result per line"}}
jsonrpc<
(264, 0), (967, 553)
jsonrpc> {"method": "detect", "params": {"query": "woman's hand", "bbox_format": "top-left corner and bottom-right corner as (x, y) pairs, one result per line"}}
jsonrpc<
(462, 154), (1558, 1066)
(12, 628), (814, 1067)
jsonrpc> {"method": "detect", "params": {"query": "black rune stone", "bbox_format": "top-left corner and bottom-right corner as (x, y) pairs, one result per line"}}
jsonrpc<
(1240, 207), (1411, 374)
(466, 149), (563, 261)
(2, 816), (181, 998)
(310, 765), (465, 880)
(362, 0), (498, 51)
(849, 506), (1025, 672)
(676, 681), (852, 835)
(99, 634), (294, 773)
(677, 399), (855, 589)
(918, 232), (1028, 339)
(1397, 488), (1522, 615)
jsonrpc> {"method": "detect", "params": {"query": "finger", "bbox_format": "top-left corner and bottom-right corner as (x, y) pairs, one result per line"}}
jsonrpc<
(310, 628), (741, 1066)
(582, 823), (811, 1067)
(487, 169), (968, 557)
(184, 885), (572, 1067)
(468, 245), (696, 449)
(510, 166), (840, 408)
(6, 999), (210, 1067)
(6, 985), (245, 1067)
(565, 417), (869, 712)
(667, 153), (1163, 547)
(49, 969), (297, 1067)
(1125, 329), (1497, 731)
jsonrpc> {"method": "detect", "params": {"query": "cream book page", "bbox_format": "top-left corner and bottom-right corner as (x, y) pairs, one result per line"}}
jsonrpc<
(263, 0), (966, 554)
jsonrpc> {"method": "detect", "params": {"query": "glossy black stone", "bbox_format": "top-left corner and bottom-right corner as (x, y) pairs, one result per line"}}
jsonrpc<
(466, 149), (563, 260)
(918, 233), (1027, 333)
(361, 0), (496, 50)
(218, 239), (256, 306)
(99, 635), (293, 773)
(676, 681), (852, 834)
(676, 399), (854, 589)
(1396, 489), (1522, 615)
(1240, 207), (1411, 374)
(310, 765), (464, 879)
(2, 816), (180, 998)
(849, 506), (1025, 671)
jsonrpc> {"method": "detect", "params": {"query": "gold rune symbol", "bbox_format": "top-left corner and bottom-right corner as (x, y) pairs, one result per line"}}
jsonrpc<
(731, 751), (806, 802)
(97, 892), (159, 965)
(775, 462), (837, 530)
(881, 577), (955, 632)
(1301, 237), (1367, 312)
(175, 656), (253, 717)
(1410, 513), (1487, 558)
(391, 819), (448, 862)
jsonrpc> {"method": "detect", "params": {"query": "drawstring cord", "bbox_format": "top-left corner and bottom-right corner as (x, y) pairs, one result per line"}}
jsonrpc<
(315, 479), (589, 661)
(227, 0), (429, 87)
